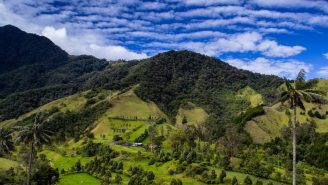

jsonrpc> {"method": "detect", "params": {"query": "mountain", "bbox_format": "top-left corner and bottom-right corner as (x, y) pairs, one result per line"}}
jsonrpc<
(0, 25), (109, 120)
(0, 25), (68, 73)
(0, 25), (284, 125)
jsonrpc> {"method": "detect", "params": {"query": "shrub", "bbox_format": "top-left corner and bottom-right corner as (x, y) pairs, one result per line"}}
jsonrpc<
(244, 176), (252, 185)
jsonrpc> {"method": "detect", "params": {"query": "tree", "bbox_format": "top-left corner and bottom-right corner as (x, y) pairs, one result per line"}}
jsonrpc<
(182, 116), (188, 124)
(244, 176), (252, 185)
(256, 180), (263, 185)
(114, 175), (122, 184)
(75, 160), (81, 172)
(0, 127), (15, 155)
(210, 169), (217, 179)
(219, 170), (226, 183)
(280, 69), (326, 185)
(171, 178), (183, 185)
(146, 171), (155, 181)
(15, 113), (52, 185)
(232, 176), (238, 185)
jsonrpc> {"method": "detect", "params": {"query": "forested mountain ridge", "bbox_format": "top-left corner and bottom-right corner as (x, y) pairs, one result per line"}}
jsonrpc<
(0, 25), (68, 73)
(0, 25), (283, 125)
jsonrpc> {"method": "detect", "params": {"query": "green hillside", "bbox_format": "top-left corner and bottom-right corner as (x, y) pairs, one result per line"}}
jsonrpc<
(245, 80), (328, 144)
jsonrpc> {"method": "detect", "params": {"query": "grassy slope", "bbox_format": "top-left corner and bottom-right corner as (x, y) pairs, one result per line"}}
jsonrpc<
(0, 158), (19, 170)
(245, 80), (328, 144)
(107, 89), (166, 120)
(236, 86), (264, 107)
(57, 173), (101, 185)
(92, 89), (167, 143)
(0, 87), (307, 184)
(175, 102), (208, 126)
(0, 93), (86, 127)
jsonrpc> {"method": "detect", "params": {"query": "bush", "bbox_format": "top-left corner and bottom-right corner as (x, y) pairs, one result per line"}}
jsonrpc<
(113, 135), (123, 142)
(244, 176), (252, 185)
(232, 176), (238, 185)
(219, 170), (226, 183)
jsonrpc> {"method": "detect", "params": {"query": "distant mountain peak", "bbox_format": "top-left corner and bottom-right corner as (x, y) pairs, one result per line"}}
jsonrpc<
(0, 25), (68, 73)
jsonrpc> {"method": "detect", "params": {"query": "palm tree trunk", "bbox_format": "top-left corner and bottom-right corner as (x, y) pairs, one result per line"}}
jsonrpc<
(27, 142), (34, 185)
(292, 105), (297, 185)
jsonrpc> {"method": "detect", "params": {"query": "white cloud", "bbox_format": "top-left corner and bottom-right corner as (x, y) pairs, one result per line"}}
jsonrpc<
(180, 0), (241, 6)
(174, 32), (305, 57)
(324, 53), (328, 59)
(257, 40), (305, 57)
(250, 0), (328, 13)
(318, 66), (328, 76)
(42, 26), (148, 60)
(226, 57), (312, 78)
(0, 0), (148, 61)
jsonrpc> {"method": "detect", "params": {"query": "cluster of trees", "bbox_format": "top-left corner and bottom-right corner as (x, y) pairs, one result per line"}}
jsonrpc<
(134, 50), (283, 136)
(0, 112), (58, 185)
(127, 166), (155, 185)
(77, 141), (118, 157)
(307, 109), (327, 119)
(29, 100), (110, 142)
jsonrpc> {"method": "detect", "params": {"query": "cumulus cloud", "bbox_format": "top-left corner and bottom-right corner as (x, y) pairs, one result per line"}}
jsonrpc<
(226, 57), (312, 78)
(0, 0), (148, 61)
(180, 0), (241, 6)
(250, 0), (328, 13)
(42, 26), (148, 60)
(176, 32), (305, 57)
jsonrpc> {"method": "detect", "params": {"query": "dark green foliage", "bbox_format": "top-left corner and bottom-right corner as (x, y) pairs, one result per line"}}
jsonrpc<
(128, 166), (156, 184)
(113, 135), (123, 142)
(32, 159), (59, 185)
(235, 106), (265, 127)
(155, 117), (166, 124)
(75, 160), (82, 172)
(78, 141), (116, 157)
(182, 116), (188, 124)
(134, 129), (148, 143)
(0, 26), (109, 119)
(37, 101), (110, 141)
(312, 177), (328, 185)
(170, 178), (183, 185)
(256, 180), (263, 185)
(244, 176), (252, 185)
(219, 170), (226, 183)
(305, 133), (328, 170)
(0, 84), (78, 121)
(114, 175), (122, 184)
(135, 51), (282, 137)
(232, 176), (238, 185)
(0, 25), (67, 74)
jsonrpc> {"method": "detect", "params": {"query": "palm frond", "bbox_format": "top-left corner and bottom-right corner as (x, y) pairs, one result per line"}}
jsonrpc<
(304, 89), (327, 96)
(305, 92), (327, 104)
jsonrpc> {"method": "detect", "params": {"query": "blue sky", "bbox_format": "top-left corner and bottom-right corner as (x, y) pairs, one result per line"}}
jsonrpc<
(0, 0), (328, 79)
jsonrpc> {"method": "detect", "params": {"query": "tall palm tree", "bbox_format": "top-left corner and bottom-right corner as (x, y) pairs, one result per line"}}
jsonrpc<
(15, 113), (52, 185)
(280, 69), (326, 185)
(0, 127), (15, 155)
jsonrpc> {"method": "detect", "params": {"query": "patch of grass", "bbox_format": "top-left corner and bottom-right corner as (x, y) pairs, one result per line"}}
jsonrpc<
(0, 93), (86, 127)
(237, 86), (264, 107)
(57, 173), (100, 185)
(245, 100), (328, 144)
(107, 89), (166, 120)
(40, 150), (92, 171)
(175, 102), (208, 125)
(0, 158), (19, 170)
